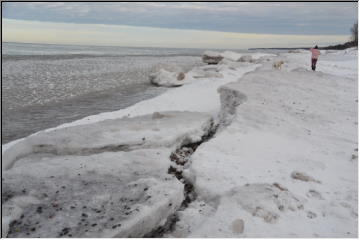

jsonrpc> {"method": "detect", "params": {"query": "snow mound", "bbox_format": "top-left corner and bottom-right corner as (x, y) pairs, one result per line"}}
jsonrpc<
(149, 69), (185, 87)
(191, 69), (357, 197)
(202, 51), (224, 64)
(149, 64), (187, 87)
(239, 55), (254, 62)
(203, 50), (222, 58)
(182, 69), (357, 237)
(3, 111), (213, 171)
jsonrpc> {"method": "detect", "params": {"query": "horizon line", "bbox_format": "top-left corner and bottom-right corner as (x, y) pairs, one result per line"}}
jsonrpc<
(3, 41), (322, 51)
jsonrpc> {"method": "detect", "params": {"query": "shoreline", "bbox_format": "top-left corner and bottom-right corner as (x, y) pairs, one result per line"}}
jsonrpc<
(2, 52), (203, 144)
(249, 41), (358, 51)
(2, 48), (358, 237)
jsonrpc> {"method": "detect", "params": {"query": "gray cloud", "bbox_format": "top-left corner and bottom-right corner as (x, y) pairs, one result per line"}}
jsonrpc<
(3, 2), (358, 35)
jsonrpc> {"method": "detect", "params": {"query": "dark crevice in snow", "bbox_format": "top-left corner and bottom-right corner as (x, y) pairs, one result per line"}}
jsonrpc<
(144, 121), (219, 237)
(145, 84), (249, 237)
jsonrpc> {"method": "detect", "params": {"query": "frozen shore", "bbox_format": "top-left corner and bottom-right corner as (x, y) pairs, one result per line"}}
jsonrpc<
(2, 48), (358, 237)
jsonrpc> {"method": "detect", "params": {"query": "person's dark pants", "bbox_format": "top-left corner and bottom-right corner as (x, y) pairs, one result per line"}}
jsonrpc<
(311, 58), (318, 71)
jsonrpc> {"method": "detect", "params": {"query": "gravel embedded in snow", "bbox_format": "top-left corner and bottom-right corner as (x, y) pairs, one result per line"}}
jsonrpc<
(2, 111), (213, 237)
(3, 149), (184, 238)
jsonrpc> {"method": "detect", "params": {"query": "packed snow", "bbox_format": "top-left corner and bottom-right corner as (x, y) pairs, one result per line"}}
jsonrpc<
(170, 48), (358, 237)
(2, 48), (358, 237)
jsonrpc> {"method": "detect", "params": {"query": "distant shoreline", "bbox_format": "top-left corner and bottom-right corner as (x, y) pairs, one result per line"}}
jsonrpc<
(249, 47), (310, 50)
(249, 41), (358, 51)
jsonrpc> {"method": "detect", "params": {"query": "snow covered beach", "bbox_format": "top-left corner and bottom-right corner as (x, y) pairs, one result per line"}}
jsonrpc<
(2, 48), (358, 237)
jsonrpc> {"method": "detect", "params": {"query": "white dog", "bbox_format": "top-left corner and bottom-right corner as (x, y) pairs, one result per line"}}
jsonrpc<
(273, 60), (284, 70)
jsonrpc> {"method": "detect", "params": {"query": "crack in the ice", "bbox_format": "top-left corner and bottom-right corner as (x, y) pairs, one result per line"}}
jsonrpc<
(144, 121), (219, 237)
(144, 82), (251, 237)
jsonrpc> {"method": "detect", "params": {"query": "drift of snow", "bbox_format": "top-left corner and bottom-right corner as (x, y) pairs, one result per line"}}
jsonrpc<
(172, 51), (358, 237)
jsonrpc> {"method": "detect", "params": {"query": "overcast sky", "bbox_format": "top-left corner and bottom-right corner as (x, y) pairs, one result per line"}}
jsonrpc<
(2, 2), (358, 48)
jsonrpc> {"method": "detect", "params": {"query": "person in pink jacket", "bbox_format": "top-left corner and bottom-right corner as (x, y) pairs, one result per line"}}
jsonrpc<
(310, 45), (321, 71)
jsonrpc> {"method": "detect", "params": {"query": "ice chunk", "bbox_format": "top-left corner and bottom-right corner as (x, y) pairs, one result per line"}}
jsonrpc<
(239, 55), (254, 62)
(202, 51), (224, 64)
(2, 149), (184, 237)
(149, 63), (189, 87)
(149, 68), (185, 87)
(3, 111), (213, 170)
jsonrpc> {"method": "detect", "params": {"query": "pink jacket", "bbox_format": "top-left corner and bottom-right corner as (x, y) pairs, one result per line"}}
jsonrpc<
(310, 48), (321, 59)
